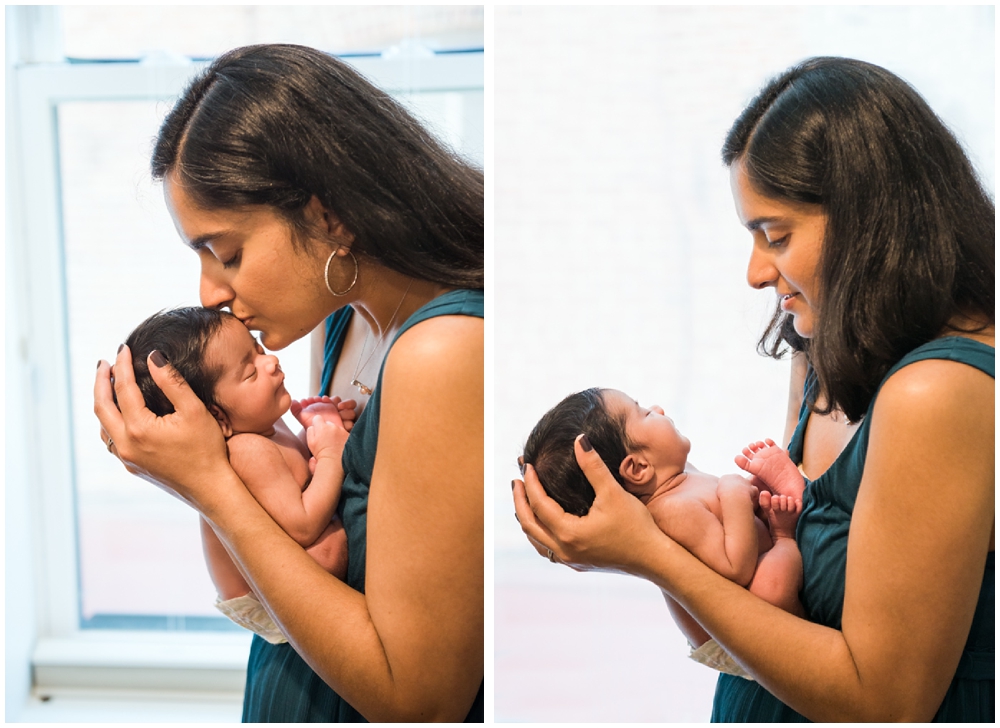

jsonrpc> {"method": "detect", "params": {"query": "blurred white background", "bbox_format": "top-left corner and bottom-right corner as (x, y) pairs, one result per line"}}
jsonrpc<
(493, 5), (993, 722)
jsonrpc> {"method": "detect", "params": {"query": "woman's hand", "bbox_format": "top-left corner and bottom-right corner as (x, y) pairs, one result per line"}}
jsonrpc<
(512, 434), (668, 575)
(93, 344), (232, 510)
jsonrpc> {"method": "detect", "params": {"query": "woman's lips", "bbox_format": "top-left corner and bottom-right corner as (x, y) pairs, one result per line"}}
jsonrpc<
(779, 293), (798, 312)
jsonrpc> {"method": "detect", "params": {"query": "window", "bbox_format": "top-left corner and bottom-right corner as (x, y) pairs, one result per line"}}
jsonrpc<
(6, 6), (483, 712)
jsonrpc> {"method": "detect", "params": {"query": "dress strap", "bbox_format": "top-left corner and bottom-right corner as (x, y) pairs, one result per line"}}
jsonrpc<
(318, 307), (354, 396)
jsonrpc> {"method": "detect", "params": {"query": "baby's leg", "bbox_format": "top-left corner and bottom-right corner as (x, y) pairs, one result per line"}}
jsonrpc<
(201, 518), (252, 600)
(735, 439), (805, 500)
(748, 493), (804, 615)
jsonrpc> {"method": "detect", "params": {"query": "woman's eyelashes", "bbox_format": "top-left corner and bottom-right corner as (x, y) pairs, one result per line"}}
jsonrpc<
(766, 234), (790, 248)
(222, 250), (242, 269)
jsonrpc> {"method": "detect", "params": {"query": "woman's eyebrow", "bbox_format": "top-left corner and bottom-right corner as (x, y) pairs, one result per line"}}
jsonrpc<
(188, 231), (229, 251)
(745, 216), (783, 231)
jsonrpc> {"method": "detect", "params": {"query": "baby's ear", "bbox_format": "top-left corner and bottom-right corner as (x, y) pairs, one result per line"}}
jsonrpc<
(619, 453), (653, 487)
(208, 404), (233, 438)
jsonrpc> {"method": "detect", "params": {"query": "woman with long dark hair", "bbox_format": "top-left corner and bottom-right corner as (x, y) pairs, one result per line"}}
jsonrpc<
(514, 57), (993, 721)
(95, 44), (484, 722)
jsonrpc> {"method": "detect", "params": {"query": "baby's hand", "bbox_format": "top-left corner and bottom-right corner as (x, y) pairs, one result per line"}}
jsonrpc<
(293, 396), (356, 431)
(307, 417), (350, 463)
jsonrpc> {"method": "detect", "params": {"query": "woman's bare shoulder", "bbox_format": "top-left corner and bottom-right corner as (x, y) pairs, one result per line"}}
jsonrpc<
(386, 313), (483, 375)
(871, 355), (993, 466)
(878, 356), (993, 408)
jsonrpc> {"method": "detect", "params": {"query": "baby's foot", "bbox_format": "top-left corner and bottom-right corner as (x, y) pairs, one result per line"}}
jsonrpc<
(735, 439), (805, 501)
(759, 491), (802, 540)
(292, 396), (346, 429)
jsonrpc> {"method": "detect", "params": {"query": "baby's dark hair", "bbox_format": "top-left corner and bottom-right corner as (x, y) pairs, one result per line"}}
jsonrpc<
(122, 307), (231, 416)
(521, 388), (633, 516)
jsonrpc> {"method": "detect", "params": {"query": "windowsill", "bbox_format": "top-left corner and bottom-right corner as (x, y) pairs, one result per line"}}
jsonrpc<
(33, 630), (252, 694)
(16, 690), (243, 723)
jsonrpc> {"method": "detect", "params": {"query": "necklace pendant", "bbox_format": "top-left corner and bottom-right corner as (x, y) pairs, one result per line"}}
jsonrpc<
(351, 379), (373, 396)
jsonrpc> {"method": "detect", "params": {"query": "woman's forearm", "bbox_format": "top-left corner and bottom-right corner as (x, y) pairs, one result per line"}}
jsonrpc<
(638, 534), (936, 722)
(202, 472), (468, 722)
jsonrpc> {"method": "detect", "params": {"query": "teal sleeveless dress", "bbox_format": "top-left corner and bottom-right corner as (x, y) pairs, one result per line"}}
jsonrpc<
(712, 337), (995, 722)
(243, 290), (485, 722)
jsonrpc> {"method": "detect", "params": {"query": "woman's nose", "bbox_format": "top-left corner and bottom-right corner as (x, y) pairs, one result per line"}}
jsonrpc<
(199, 261), (235, 310)
(746, 245), (777, 290)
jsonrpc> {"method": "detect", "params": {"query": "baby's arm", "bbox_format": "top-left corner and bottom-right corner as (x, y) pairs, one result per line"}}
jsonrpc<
(650, 475), (759, 587)
(228, 432), (345, 547)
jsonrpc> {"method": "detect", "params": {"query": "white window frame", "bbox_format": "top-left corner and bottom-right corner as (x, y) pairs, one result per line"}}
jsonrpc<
(7, 10), (483, 699)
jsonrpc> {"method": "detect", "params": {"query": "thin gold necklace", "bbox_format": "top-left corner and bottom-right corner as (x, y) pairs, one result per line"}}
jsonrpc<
(350, 280), (413, 396)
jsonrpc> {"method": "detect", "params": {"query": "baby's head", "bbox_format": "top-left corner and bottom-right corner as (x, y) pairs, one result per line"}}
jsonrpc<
(522, 388), (690, 516)
(124, 307), (291, 437)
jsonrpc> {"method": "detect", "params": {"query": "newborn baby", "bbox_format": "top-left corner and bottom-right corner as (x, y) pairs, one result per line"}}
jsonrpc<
(522, 387), (807, 678)
(123, 306), (354, 643)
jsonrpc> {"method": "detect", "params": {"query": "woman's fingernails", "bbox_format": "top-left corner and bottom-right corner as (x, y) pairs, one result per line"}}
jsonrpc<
(580, 434), (593, 452)
(150, 350), (167, 367)
(117, 344), (124, 354)
(514, 512), (520, 524)
(97, 360), (102, 369)
(517, 456), (525, 475)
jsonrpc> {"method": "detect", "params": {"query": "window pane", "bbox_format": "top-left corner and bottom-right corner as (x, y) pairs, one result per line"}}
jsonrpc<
(58, 73), (481, 630)
(61, 6), (484, 59)
(58, 98), (314, 626)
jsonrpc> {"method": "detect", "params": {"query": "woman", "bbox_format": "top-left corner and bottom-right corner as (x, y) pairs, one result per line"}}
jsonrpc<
(514, 57), (993, 721)
(94, 44), (484, 722)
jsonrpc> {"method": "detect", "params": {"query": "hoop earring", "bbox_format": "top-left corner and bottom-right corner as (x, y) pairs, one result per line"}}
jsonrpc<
(324, 250), (359, 296)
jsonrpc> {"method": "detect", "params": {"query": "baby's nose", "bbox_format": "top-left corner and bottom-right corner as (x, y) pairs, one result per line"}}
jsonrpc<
(651, 405), (665, 416)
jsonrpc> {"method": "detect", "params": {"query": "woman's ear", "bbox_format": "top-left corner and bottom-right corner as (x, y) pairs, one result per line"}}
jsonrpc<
(304, 195), (355, 249)
(619, 453), (655, 488)
(209, 404), (233, 439)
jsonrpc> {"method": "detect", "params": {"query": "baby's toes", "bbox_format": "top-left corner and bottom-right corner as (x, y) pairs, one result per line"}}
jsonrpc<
(759, 490), (772, 511)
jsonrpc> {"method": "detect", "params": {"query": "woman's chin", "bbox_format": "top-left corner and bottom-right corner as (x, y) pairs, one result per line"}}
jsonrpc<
(258, 329), (291, 352)
(791, 315), (814, 339)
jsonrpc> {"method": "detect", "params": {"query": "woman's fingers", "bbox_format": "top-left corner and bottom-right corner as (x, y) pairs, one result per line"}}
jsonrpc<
(108, 345), (154, 420)
(520, 461), (574, 528)
(143, 349), (207, 415)
(512, 477), (559, 556)
(573, 434), (622, 500)
(94, 358), (126, 440)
